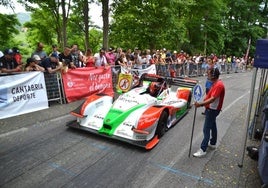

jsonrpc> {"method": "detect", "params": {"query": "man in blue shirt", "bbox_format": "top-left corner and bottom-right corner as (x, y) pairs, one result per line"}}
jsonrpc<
(41, 53), (62, 74)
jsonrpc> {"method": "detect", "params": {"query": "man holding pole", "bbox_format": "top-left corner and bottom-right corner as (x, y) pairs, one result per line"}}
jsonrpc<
(193, 67), (225, 157)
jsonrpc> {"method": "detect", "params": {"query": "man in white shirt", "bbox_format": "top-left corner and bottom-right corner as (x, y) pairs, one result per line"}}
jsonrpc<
(94, 48), (108, 67)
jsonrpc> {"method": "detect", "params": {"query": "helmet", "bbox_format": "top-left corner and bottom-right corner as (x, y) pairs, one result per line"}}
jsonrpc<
(149, 82), (162, 97)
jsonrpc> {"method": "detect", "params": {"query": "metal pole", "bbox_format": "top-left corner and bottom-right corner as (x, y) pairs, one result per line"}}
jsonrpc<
(188, 106), (197, 157)
(251, 69), (267, 139)
(238, 67), (258, 167)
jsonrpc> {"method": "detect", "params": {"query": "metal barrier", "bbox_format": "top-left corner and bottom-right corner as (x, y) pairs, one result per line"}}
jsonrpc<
(44, 72), (65, 104)
(154, 62), (250, 78)
(43, 63), (252, 104)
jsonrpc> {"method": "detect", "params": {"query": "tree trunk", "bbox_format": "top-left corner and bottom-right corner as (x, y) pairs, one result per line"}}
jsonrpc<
(102, 0), (109, 49)
(61, 0), (70, 48)
(83, 0), (90, 50)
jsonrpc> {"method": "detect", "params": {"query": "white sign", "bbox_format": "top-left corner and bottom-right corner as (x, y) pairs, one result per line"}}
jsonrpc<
(0, 72), (48, 119)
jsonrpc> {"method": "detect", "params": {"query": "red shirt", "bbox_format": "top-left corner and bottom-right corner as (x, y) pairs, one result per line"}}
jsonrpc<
(204, 79), (225, 110)
(85, 56), (95, 67)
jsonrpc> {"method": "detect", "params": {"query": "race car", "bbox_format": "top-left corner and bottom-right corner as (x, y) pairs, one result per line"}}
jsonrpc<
(66, 73), (197, 150)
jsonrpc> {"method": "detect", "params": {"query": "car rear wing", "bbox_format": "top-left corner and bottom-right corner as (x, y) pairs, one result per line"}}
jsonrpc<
(141, 73), (198, 89)
(165, 77), (198, 89)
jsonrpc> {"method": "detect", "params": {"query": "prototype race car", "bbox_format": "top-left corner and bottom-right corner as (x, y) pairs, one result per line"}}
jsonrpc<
(66, 73), (197, 150)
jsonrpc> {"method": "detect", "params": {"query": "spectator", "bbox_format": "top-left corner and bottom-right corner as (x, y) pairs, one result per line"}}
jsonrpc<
(115, 52), (127, 67)
(84, 48), (95, 67)
(41, 53), (62, 74)
(94, 48), (109, 67)
(0, 49), (22, 73)
(25, 57), (45, 72)
(106, 47), (118, 74)
(126, 54), (134, 69)
(133, 52), (143, 69)
(32, 42), (47, 60)
(115, 47), (123, 60)
(49, 44), (60, 57)
(12, 47), (22, 65)
(105, 47), (116, 66)
(145, 49), (152, 68)
(33, 55), (44, 66)
(70, 44), (84, 68)
(59, 46), (75, 69)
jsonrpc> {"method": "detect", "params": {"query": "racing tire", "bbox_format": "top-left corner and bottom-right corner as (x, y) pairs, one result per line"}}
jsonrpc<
(187, 92), (192, 108)
(156, 111), (168, 138)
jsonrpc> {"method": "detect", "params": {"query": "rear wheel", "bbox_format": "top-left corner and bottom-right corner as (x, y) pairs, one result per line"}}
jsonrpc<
(156, 111), (168, 138)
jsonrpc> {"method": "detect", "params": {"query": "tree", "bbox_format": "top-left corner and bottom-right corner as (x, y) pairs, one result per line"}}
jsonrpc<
(110, 0), (191, 51)
(24, 9), (57, 53)
(19, 0), (71, 49)
(0, 13), (20, 48)
(184, 0), (227, 55)
(224, 0), (267, 56)
(70, 0), (102, 51)
(101, 0), (109, 49)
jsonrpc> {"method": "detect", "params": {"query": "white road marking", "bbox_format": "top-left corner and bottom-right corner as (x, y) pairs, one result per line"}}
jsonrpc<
(146, 89), (251, 188)
(0, 127), (28, 139)
(0, 114), (72, 138)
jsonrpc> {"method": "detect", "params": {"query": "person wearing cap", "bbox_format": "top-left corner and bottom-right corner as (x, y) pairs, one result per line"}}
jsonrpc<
(0, 49), (22, 73)
(40, 53), (63, 74)
(32, 42), (47, 60)
(32, 54), (42, 62)
(25, 57), (45, 72)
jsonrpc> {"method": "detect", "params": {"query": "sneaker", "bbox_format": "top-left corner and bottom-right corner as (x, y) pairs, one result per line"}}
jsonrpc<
(208, 144), (216, 150)
(193, 149), (207, 157)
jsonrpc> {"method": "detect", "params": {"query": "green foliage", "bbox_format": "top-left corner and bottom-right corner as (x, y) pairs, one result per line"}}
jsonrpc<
(68, 0), (103, 53)
(2, 0), (268, 58)
(110, 0), (191, 51)
(0, 13), (20, 49)
(24, 9), (56, 54)
(224, 0), (267, 57)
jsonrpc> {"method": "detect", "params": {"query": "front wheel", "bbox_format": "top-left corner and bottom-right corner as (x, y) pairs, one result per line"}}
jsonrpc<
(187, 92), (192, 108)
(156, 111), (168, 138)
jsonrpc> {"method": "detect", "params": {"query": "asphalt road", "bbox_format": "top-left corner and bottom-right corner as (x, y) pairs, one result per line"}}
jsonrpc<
(0, 70), (263, 188)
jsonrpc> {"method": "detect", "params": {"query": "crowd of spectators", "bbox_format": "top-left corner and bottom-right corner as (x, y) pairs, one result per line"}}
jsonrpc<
(0, 43), (254, 77)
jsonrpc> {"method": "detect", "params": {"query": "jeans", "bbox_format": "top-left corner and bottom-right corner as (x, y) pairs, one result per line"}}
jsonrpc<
(201, 108), (220, 152)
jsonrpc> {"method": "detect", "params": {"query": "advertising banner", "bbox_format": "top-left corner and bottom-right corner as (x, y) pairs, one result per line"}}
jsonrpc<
(0, 72), (48, 119)
(61, 67), (114, 103)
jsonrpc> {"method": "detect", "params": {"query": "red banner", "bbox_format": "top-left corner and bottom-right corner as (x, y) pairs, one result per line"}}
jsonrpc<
(61, 67), (114, 103)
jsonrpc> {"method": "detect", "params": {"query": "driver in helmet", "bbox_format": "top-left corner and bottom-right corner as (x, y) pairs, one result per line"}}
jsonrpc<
(149, 82), (164, 97)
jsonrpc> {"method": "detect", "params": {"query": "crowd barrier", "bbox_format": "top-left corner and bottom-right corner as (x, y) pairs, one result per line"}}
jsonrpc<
(46, 63), (252, 105)
(155, 62), (250, 77)
(44, 73), (66, 104)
